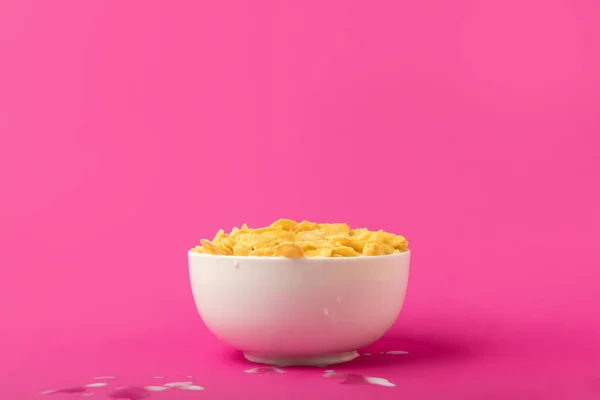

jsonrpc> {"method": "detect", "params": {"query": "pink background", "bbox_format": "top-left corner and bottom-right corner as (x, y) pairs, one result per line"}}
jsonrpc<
(1, 0), (599, 398)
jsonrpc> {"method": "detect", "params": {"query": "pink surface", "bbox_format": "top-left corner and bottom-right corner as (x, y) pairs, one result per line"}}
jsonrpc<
(1, 0), (599, 398)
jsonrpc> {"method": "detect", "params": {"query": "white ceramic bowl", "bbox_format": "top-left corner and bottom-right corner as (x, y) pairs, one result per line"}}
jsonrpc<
(188, 250), (410, 367)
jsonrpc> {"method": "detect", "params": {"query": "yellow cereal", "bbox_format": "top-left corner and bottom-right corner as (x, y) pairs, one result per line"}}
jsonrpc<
(318, 223), (351, 236)
(348, 240), (368, 253)
(363, 242), (386, 256)
(297, 241), (320, 251)
(274, 243), (304, 258)
(296, 231), (326, 242)
(200, 239), (223, 255)
(270, 218), (298, 231)
(236, 233), (265, 248)
(212, 229), (226, 242)
(220, 243), (235, 255)
(249, 248), (275, 257)
(384, 243), (395, 255)
(253, 239), (278, 250)
(251, 226), (279, 234)
(211, 239), (232, 255)
(233, 244), (252, 256)
(331, 246), (360, 257)
(369, 230), (386, 243)
(192, 220), (408, 258)
(263, 229), (295, 242)
(220, 237), (235, 250)
(351, 228), (372, 241)
(294, 220), (319, 232)
(332, 236), (351, 246)
(395, 236), (409, 251)
(305, 248), (333, 257)
(191, 245), (207, 254)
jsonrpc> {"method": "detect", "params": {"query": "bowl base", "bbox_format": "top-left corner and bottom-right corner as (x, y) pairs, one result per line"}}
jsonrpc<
(243, 351), (359, 367)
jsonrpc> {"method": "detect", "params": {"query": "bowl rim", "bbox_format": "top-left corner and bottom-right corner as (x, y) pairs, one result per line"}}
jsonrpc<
(188, 249), (410, 262)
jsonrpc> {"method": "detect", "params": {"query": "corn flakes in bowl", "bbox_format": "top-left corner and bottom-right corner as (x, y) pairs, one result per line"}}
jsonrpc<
(190, 219), (408, 258)
(188, 219), (410, 367)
